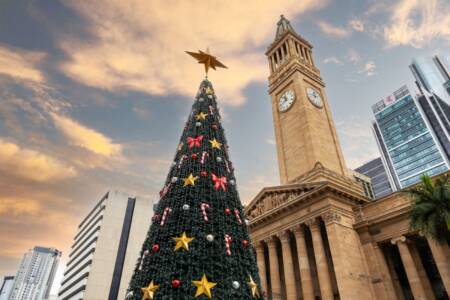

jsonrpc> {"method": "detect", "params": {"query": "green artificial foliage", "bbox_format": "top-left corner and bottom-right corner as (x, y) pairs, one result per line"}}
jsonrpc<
(407, 174), (450, 243)
(126, 79), (264, 299)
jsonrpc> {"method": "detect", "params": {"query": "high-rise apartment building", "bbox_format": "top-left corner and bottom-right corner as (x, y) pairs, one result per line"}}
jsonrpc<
(410, 55), (450, 103)
(371, 85), (450, 190)
(0, 276), (14, 300)
(8, 247), (61, 300)
(57, 191), (153, 300)
(354, 157), (394, 199)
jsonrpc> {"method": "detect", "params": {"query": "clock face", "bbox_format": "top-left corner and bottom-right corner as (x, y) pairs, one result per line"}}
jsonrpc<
(306, 87), (323, 108)
(278, 89), (295, 112)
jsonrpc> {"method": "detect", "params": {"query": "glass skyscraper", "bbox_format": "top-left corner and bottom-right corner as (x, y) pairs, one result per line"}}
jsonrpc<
(410, 55), (450, 103)
(354, 157), (393, 199)
(371, 85), (450, 190)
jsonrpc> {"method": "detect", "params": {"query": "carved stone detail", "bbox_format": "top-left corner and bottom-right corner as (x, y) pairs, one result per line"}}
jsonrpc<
(322, 210), (342, 225)
(304, 217), (319, 228)
(390, 235), (407, 245)
(277, 230), (291, 243)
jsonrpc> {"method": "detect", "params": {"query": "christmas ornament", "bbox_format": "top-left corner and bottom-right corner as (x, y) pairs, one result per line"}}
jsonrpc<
(224, 234), (232, 256)
(232, 281), (240, 289)
(183, 174), (198, 187)
(245, 219), (250, 225)
(229, 179), (235, 185)
(234, 209), (243, 224)
(206, 234), (214, 242)
(198, 97), (204, 102)
(195, 111), (208, 121)
(186, 49), (227, 75)
(208, 94), (213, 99)
(125, 291), (133, 299)
(212, 173), (227, 191)
(173, 232), (194, 251)
(182, 204), (190, 211)
(141, 280), (159, 300)
(191, 153), (198, 159)
(247, 275), (260, 298)
(159, 184), (170, 198)
(205, 86), (214, 94)
(201, 203), (210, 222)
(196, 121), (202, 127)
(187, 135), (204, 148)
(216, 156), (222, 162)
(212, 124), (218, 130)
(138, 250), (149, 270)
(152, 214), (161, 223)
(160, 207), (173, 226)
(192, 274), (217, 299)
(171, 177), (178, 183)
(177, 154), (187, 169)
(209, 138), (222, 149)
(177, 142), (184, 151)
(225, 208), (231, 215)
(242, 240), (249, 248)
(201, 151), (209, 164)
(200, 171), (208, 177)
(209, 105), (215, 115)
(152, 244), (160, 253)
(171, 279), (181, 289)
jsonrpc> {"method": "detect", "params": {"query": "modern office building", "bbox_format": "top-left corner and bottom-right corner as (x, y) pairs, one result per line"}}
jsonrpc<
(348, 169), (375, 200)
(57, 190), (153, 300)
(410, 55), (450, 103)
(8, 247), (61, 300)
(371, 85), (450, 190)
(354, 157), (394, 199)
(0, 276), (14, 300)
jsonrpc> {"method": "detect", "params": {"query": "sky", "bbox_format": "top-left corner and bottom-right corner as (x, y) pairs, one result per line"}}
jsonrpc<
(1, 0), (449, 294)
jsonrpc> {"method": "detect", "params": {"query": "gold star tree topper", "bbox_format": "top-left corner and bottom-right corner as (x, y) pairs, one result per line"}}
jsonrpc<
(172, 232), (194, 251)
(141, 280), (159, 300)
(186, 48), (227, 76)
(192, 274), (217, 299)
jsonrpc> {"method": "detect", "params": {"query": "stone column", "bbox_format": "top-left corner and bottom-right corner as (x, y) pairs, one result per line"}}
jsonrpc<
(255, 241), (268, 294)
(373, 243), (398, 299)
(266, 236), (282, 300)
(293, 225), (315, 300)
(427, 239), (450, 294)
(307, 219), (334, 300)
(391, 236), (427, 300)
(278, 230), (298, 300)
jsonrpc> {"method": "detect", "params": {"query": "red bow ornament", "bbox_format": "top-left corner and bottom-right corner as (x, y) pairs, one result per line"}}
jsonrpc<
(187, 135), (204, 148)
(212, 173), (227, 191)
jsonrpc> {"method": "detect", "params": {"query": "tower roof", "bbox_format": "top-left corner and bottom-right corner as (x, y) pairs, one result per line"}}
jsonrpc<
(275, 15), (295, 40)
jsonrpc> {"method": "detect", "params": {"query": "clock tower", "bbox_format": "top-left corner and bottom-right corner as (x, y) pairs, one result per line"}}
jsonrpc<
(267, 15), (348, 184)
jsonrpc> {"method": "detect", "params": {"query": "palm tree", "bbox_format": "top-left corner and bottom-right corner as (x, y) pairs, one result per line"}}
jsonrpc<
(406, 174), (450, 243)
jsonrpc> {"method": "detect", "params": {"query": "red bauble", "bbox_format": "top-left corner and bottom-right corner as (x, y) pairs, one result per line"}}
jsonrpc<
(242, 240), (249, 248)
(225, 208), (231, 215)
(191, 153), (197, 159)
(201, 171), (208, 177)
(171, 279), (181, 288)
(152, 244), (160, 252)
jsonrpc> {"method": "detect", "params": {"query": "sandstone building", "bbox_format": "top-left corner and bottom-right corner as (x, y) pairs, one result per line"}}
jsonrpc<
(244, 15), (450, 300)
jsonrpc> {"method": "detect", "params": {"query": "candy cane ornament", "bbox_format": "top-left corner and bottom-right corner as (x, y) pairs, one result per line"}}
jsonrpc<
(209, 105), (215, 115)
(138, 250), (149, 270)
(225, 159), (231, 173)
(234, 208), (243, 224)
(201, 151), (209, 164)
(160, 207), (173, 226)
(201, 203), (210, 222)
(224, 234), (232, 256)
(177, 154), (187, 169)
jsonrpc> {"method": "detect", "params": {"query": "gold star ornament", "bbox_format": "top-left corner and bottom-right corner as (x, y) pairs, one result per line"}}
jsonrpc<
(193, 274), (217, 299)
(205, 86), (214, 95)
(196, 112), (208, 121)
(186, 49), (227, 75)
(173, 232), (194, 251)
(183, 173), (198, 186)
(141, 280), (159, 300)
(247, 275), (260, 298)
(209, 138), (222, 149)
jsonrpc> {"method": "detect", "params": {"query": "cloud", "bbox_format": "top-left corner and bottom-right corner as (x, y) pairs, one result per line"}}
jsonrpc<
(58, 0), (327, 106)
(51, 114), (123, 157)
(0, 139), (76, 182)
(346, 48), (361, 64)
(358, 61), (377, 76)
(0, 44), (46, 82)
(323, 56), (344, 65)
(383, 0), (450, 48)
(317, 21), (351, 38)
(349, 18), (365, 32)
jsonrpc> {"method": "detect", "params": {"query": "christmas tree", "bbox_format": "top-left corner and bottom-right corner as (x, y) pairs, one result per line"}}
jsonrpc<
(126, 50), (264, 300)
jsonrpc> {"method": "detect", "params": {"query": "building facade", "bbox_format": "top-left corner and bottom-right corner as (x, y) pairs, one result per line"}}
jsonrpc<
(8, 247), (61, 300)
(355, 157), (393, 199)
(57, 191), (153, 300)
(371, 85), (449, 189)
(244, 15), (450, 300)
(0, 276), (14, 300)
(410, 55), (450, 103)
(349, 169), (375, 200)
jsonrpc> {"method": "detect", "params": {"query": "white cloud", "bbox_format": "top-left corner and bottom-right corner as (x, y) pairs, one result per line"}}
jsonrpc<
(323, 56), (344, 65)
(349, 18), (365, 32)
(59, 0), (327, 106)
(0, 45), (46, 82)
(317, 21), (351, 38)
(346, 48), (361, 64)
(383, 0), (450, 48)
(358, 61), (377, 76)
